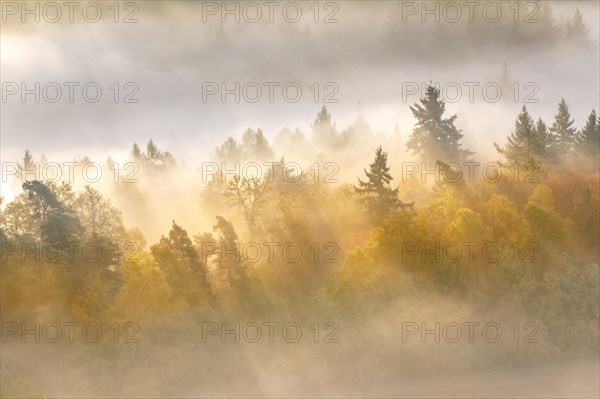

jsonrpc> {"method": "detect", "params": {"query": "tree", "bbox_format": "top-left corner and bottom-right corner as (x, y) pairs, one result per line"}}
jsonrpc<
(499, 63), (513, 98)
(22, 180), (62, 225)
(311, 106), (338, 147)
(131, 139), (176, 170)
(1, 194), (38, 239)
(241, 128), (274, 161)
(39, 208), (82, 245)
(151, 221), (214, 307)
(507, 2), (558, 49)
(549, 98), (577, 164)
(534, 117), (555, 162)
(201, 171), (229, 216)
(355, 146), (401, 222)
(215, 137), (242, 163)
(406, 85), (474, 162)
(116, 254), (176, 319)
(74, 185), (128, 241)
(340, 114), (372, 147)
(495, 106), (545, 165)
(15, 150), (36, 183)
(563, 8), (590, 44)
(20, 180), (76, 242)
(575, 110), (600, 172)
(274, 128), (309, 156)
(211, 216), (251, 309)
(223, 174), (270, 235)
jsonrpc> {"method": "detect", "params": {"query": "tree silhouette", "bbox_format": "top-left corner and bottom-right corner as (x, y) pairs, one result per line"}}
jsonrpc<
(495, 106), (546, 165)
(575, 109), (600, 171)
(406, 85), (474, 162)
(355, 146), (401, 222)
(549, 98), (577, 164)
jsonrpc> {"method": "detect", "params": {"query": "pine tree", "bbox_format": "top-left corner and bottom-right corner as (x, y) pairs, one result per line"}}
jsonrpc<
(534, 117), (555, 162)
(499, 63), (513, 97)
(16, 150), (36, 182)
(495, 106), (541, 165)
(564, 8), (590, 43)
(355, 146), (400, 222)
(131, 143), (143, 160)
(241, 128), (274, 160)
(130, 140), (175, 169)
(549, 98), (577, 164)
(406, 85), (474, 162)
(215, 137), (242, 162)
(311, 106), (338, 147)
(575, 110), (600, 172)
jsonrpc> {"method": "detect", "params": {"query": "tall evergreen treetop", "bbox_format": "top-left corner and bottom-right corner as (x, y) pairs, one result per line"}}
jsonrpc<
(312, 106), (338, 147)
(355, 146), (400, 222)
(534, 117), (555, 161)
(575, 109), (600, 171)
(564, 8), (590, 43)
(495, 106), (542, 164)
(550, 98), (577, 162)
(406, 85), (474, 162)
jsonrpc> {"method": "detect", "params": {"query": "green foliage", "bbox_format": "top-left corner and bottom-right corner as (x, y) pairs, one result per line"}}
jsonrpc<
(575, 109), (600, 172)
(151, 221), (214, 308)
(355, 146), (400, 223)
(495, 106), (547, 165)
(406, 85), (474, 162)
(549, 98), (577, 164)
(2, 96), (600, 397)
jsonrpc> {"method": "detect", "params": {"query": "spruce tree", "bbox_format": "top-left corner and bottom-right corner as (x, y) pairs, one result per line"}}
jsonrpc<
(355, 146), (399, 222)
(406, 85), (473, 162)
(495, 106), (541, 165)
(16, 150), (36, 182)
(241, 128), (274, 160)
(549, 98), (577, 164)
(564, 8), (590, 43)
(311, 106), (338, 147)
(534, 117), (555, 162)
(575, 110), (600, 171)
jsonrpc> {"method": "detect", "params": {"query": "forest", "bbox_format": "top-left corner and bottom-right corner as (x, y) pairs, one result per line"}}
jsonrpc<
(1, 85), (599, 397)
(1, 1), (599, 397)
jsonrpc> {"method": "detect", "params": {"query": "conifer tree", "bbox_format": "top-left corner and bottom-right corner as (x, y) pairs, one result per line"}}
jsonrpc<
(549, 98), (577, 164)
(575, 110), (600, 171)
(564, 8), (590, 43)
(406, 85), (473, 162)
(534, 117), (555, 162)
(355, 146), (400, 222)
(312, 106), (338, 147)
(495, 106), (544, 165)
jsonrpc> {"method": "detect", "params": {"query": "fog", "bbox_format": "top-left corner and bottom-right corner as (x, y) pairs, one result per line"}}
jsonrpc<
(1, 1), (598, 165)
(1, 1), (599, 398)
